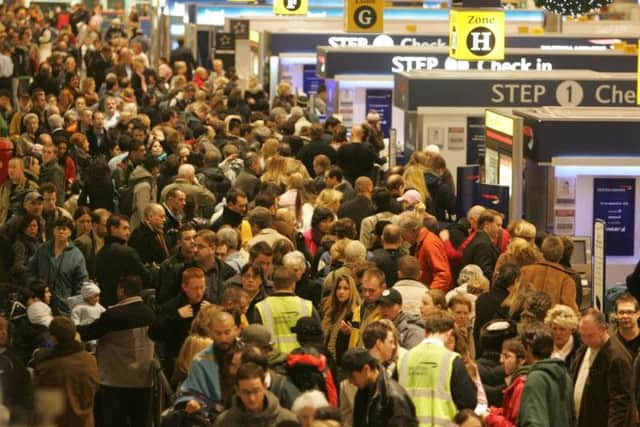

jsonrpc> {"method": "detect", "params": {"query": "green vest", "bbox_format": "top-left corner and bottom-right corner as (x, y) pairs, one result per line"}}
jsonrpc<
(398, 341), (458, 427)
(256, 295), (313, 354)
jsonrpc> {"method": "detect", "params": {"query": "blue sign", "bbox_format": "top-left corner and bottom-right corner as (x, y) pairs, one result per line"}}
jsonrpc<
(303, 64), (323, 95)
(476, 183), (510, 223)
(593, 178), (635, 256)
(466, 116), (485, 165)
(456, 165), (481, 219)
(365, 89), (392, 138)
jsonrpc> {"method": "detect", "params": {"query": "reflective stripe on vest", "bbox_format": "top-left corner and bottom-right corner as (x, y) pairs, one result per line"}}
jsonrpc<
(399, 343), (457, 427)
(256, 296), (313, 354)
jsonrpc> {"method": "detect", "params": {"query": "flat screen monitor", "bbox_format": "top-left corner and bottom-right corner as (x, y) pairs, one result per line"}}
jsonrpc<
(570, 238), (589, 266)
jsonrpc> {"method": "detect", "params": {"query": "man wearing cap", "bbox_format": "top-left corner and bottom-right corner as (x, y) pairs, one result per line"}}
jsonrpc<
(0, 158), (39, 224)
(241, 323), (288, 372)
(342, 348), (418, 427)
(379, 288), (424, 350)
(33, 317), (99, 427)
(399, 312), (476, 426)
(255, 266), (319, 354)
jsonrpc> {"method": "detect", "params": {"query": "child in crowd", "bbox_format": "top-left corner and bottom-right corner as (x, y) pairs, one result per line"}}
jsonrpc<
(71, 282), (105, 326)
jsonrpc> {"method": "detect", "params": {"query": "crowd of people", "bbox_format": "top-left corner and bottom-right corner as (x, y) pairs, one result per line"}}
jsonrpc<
(1, 2), (640, 427)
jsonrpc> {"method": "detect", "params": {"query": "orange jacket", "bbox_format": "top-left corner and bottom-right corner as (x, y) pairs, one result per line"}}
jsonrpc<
(417, 227), (453, 292)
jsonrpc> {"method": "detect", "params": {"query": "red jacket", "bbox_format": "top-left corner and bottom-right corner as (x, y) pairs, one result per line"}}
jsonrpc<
(417, 227), (452, 292)
(485, 369), (528, 427)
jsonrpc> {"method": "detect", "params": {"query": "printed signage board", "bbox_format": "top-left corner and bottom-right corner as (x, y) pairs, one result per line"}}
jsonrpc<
(273, 0), (308, 15)
(450, 9), (505, 61)
(345, 0), (384, 33)
(593, 178), (635, 256)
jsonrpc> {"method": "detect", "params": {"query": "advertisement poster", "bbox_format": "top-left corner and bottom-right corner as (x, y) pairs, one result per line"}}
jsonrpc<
(593, 178), (635, 256)
(365, 89), (392, 138)
(484, 148), (499, 185)
(302, 64), (323, 95)
(447, 126), (465, 151)
(466, 116), (485, 164)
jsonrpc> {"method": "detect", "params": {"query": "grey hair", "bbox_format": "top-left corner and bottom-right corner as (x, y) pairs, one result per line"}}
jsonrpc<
(467, 205), (486, 222)
(291, 390), (329, 414)
(144, 203), (163, 219)
(216, 227), (238, 250)
(282, 250), (306, 269)
(396, 212), (422, 233)
(178, 163), (196, 179)
(344, 240), (366, 263)
(47, 114), (64, 129)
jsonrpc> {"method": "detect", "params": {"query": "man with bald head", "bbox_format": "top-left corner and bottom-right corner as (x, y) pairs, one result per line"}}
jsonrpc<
(178, 310), (241, 415)
(0, 157), (39, 224)
(161, 163), (216, 217)
(128, 203), (170, 265)
(338, 176), (375, 235)
(336, 124), (381, 185)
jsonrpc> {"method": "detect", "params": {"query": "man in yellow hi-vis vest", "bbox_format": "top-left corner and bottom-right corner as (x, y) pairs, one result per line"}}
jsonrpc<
(255, 266), (319, 354)
(398, 312), (477, 427)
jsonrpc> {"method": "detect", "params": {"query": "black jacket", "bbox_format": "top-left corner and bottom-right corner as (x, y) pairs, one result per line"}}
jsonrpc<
(148, 292), (206, 359)
(353, 363), (418, 427)
(338, 195), (375, 236)
(202, 259), (237, 305)
(156, 254), (194, 304)
(571, 336), (633, 427)
(128, 222), (170, 266)
(199, 166), (231, 204)
(78, 175), (115, 211)
(336, 142), (378, 185)
(233, 170), (261, 201)
(39, 161), (65, 206)
(461, 230), (499, 281)
(424, 172), (456, 222)
(370, 248), (402, 287)
(162, 204), (181, 251)
(476, 350), (506, 407)
(87, 127), (111, 158)
(95, 236), (151, 307)
(473, 286), (510, 351)
(210, 206), (244, 232)
(296, 139), (337, 177)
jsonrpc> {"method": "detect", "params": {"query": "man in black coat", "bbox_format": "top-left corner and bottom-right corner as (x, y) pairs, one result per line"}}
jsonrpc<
(169, 36), (196, 79)
(460, 210), (500, 281)
(95, 215), (151, 307)
(338, 176), (375, 236)
(128, 203), (171, 266)
(194, 229), (236, 305)
(86, 111), (112, 158)
(296, 123), (336, 177)
(342, 348), (418, 427)
(149, 266), (210, 375)
(336, 125), (379, 185)
(210, 188), (248, 232)
(162, 188), (185, 251)
(156, 225), (197, 304)
(369, 224), (403, 287)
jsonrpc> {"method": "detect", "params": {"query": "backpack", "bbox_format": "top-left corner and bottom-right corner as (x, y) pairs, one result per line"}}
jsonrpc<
(286, 346), (338, 407)
(115, 176), (153, 215)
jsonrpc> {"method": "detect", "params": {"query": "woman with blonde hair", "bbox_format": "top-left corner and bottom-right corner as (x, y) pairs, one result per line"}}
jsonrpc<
(279, 172), (316, 231)
(402, 163), (430, 203)
(493, 237), (541, 282)
(544, 304), (580, 368)
(260, 138), (279, 166)
(261, 154), (289, 188)
(315, 188), (343, 216)
(507, 219), (537, 243)
(321, 274), (361, 364)
(171, 304), (222, 388)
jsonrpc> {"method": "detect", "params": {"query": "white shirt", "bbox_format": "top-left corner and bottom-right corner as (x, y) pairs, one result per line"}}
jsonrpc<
(574, 346), (599, 415)
(0, 54), (13, 78)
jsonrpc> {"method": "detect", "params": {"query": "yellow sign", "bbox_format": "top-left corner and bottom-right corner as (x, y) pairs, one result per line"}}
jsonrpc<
(345, 0), (384, 33)
(485, 110), (514, 136)
(273, 0), (308, 15)
(637, 40), (639, 105)
(449, 9), (505, 61)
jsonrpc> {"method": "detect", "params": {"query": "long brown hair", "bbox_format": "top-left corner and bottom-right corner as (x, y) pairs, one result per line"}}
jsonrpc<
(321, 275), (361, 358)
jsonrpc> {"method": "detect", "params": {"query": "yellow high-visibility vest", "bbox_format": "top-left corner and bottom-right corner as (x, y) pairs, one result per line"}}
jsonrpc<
(398, 341), (458, 427)
(256, 295), (313, 354)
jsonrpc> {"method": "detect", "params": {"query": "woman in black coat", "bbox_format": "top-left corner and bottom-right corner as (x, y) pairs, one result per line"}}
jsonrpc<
(78, 156), (114, 211)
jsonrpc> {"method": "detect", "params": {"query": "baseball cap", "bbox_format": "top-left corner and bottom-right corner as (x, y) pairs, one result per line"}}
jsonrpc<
(378, 288), (402, 306)
(241, 324), (272, 347)
(24, 191), (43, 203)
(397, 189), (422, 205)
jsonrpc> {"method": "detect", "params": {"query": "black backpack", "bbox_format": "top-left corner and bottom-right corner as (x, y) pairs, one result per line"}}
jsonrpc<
(116, 176), (153, 215)
(286, 346), (337, 406)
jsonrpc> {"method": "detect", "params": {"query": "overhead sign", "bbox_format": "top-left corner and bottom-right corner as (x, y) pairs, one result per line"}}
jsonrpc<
(273, 0), (308, 15)
(345, 0), (384, 33)
(637, 40), (640, 106)
(593, 178), (635, 256)
(268, 32), (636, 54)
(317, 47), (636, 78)
(393, 73), (638, 110)
(450, 9), (505, 61)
